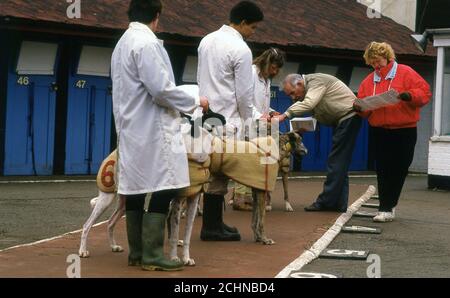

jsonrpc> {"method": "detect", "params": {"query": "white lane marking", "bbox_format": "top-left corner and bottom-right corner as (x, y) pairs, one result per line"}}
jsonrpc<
(0, 180), (95, 184)
(275, 185), (376, 278)
(0, 220), (108, 253)
(0, 173), (426, 184)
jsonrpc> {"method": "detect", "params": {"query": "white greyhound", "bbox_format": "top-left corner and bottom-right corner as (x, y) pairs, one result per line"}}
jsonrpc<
(79, 117), (279, 266)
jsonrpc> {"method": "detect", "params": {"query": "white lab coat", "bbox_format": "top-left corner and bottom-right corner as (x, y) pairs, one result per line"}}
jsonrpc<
(251, 65), (271, 117)
(247, 65), (271, 138)
(111, 22), (199, 195)
(197, 25), (256, 138)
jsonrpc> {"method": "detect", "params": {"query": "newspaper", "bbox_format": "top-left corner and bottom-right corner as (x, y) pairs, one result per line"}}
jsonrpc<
(355, 89), (400, 112)
(290, 117), (317, 132)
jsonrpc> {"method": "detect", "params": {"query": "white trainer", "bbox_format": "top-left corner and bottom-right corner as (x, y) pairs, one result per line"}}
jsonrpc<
(373, 212), (394, 223)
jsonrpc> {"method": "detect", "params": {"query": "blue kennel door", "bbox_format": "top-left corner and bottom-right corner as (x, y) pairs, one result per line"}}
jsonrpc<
(3, 41), (58, 175)
(65, 45), (113, 175)
(300, 124), (333, 172)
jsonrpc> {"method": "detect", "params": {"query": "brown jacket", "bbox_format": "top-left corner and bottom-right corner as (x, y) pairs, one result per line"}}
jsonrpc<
(284, 73), (356, 126)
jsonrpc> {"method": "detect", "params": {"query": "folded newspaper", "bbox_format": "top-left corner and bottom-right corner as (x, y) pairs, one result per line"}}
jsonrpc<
(355, 89), (400, 112)
(290, 117), (317, 132)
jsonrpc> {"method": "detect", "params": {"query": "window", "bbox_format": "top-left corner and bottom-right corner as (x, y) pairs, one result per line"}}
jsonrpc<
(271, 62), (300, 88)
(442, 48), (450, 136)
(349, 67), (372, 93)
(77, 46), (113, 77)
(16, 41), (58, 75)
(315, 64), (338, 76)
(182, 56), (198, 83)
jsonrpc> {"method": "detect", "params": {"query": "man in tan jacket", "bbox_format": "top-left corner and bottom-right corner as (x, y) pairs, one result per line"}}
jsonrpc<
(272, 73), (362, 212)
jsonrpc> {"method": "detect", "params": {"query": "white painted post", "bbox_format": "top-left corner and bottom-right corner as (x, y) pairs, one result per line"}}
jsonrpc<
(433, 47), (445, 137)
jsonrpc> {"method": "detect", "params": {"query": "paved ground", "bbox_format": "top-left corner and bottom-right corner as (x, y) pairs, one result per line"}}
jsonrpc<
(0, 177), (369, 278)
(301, 176), (450, 278)
(0, 175), (448, 278)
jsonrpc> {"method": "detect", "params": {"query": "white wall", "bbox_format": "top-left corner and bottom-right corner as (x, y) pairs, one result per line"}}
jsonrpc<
(359, 0), (417, 31)
(428, 141), (450, 176)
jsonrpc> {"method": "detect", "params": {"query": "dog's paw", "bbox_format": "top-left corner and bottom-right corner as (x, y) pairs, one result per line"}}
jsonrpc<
(79, 250), (90, 258)
(111, 245), (124, 253)
(178, 240), (184, 247)
(263, 238), (275, 245)
(227, 200), (234, 206)
(183, 257), (196, 266)
(171, 256), (181, 263)
(285, 202), (294, 212)
(256, 238), (276, 245)
(265, 205), (272, 212)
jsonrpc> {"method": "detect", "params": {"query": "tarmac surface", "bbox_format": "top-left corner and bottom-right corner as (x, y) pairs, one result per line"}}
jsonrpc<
(0, 174), (448, 278)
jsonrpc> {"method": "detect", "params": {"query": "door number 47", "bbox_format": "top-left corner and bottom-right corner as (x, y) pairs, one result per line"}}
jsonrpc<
(76, 80), (87, 89)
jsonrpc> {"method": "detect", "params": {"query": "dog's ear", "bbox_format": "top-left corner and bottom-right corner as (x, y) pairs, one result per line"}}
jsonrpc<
(288, 132), (298, 143)
(202, 109), (226, 126)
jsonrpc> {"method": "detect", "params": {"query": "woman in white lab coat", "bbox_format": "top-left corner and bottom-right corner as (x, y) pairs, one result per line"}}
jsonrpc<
(233, 48), (286, 211)
(111, 0), (208, 271)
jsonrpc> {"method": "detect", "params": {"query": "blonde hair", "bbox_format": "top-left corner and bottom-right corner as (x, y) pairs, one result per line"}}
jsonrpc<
(363, 42), (396, 65)
(253, 48), (285, 77)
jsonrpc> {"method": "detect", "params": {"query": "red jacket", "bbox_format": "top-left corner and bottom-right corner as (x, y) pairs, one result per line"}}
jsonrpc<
(357, 61), (432, 129)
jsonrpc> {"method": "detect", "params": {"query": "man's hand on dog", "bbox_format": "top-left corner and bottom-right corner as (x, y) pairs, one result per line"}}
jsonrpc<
(269, 111), (281, 117)
(270, 114), (288, 123)
(259, 113), (271, 121)
(200, 96), (209, 113)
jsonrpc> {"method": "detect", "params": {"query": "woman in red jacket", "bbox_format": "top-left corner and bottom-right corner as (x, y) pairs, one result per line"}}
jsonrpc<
(357, 42), (431, 222)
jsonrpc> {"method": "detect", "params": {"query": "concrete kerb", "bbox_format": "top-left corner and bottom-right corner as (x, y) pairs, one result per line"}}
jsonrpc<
(275, 185), (377, 278)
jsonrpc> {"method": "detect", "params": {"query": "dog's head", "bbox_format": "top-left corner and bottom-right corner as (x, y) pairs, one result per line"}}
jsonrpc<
(280, 131), (308, 158)
(182, 108), (226, 137)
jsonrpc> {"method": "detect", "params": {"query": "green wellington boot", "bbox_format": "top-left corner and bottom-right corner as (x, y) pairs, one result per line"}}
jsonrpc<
(126, 210), (143, 266)
(141, 212), (184, 271)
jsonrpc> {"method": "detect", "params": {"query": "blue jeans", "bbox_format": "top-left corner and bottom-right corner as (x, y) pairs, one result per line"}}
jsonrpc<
(316, 115), (362, 210)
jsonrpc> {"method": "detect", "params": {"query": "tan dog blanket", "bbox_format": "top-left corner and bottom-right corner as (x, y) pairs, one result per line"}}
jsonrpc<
(97, 135), (279, 195)
(210, 136), (279, 192)
(97, 150), (211, 197)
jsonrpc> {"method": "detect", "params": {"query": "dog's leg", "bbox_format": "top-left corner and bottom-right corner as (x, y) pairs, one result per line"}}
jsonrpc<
(282, 171), (294, 212)
(107, 195), (126, 253)
(182, 194), (200, 266)
(79, 191), (116, 258)
(168, 197), (182, 263)
(252, 190), (275, 245)
(196, 196), (203, 217)
(266, 192), (272, 212)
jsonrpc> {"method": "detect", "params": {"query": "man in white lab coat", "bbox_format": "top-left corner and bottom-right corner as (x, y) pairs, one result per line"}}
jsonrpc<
(197, 1), (265, 241)
(111, 0), (208, 271)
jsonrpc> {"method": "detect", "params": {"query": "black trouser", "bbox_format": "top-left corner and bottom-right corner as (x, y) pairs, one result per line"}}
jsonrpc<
(372, 127), (417, 212)
(124, 189), (180, 214)
(316, 115), (362, 210)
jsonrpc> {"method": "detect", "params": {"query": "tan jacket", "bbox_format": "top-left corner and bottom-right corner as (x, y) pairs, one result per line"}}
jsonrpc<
(284, 73), (356, 126)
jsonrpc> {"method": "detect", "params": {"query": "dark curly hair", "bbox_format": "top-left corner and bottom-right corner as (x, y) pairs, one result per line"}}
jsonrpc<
(229, 1), (264, 25)
(128, 0), (162, 23)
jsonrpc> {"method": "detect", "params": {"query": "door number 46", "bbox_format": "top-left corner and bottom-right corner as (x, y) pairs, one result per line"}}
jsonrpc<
(17, 76), (30, 86)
